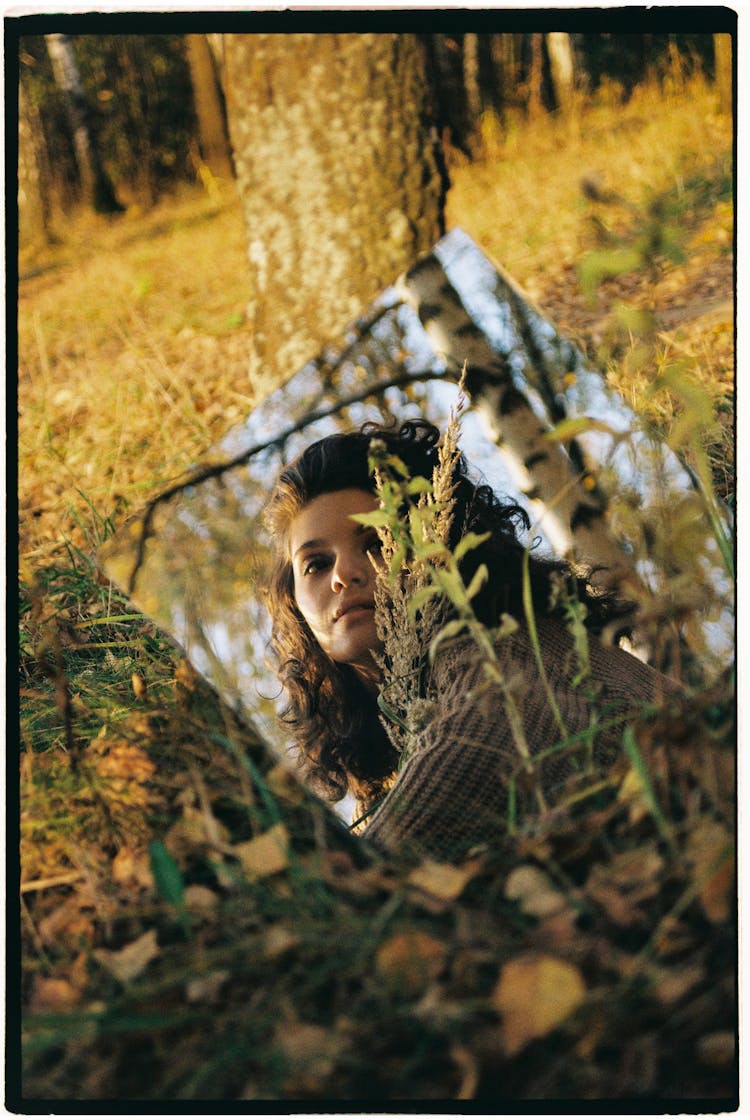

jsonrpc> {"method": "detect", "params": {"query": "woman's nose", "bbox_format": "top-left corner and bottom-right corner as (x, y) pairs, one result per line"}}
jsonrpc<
(331, 551), (369, 591)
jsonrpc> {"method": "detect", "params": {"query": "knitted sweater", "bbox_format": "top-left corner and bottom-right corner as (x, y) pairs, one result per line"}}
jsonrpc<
(363, 615), (679, 861)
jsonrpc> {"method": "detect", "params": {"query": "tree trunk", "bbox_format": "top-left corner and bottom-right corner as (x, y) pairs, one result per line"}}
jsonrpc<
(462, 32), (482, 125)
(713, 33), (732, 115)
(185, 33), (233, 180)
(527, 32), (545, 117)
(490, 33), (522, 112)
(18, 76), (52, 248)
(425, 34), (471, 154)
(44, 32), (123, 213)
(546, 32), (576, 113)
(222, 32), (446, 394)
(398, 250), (634, 592)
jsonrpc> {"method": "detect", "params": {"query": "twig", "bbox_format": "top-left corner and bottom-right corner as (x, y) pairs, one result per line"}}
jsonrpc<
(21, 871), (86, 893)
(126, 366), (445, 594)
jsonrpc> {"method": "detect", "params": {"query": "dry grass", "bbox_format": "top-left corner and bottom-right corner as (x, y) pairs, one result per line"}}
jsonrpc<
(18, 182), (256, 560)
(18, 68), (733, 569)
(447, 70), (733, 500)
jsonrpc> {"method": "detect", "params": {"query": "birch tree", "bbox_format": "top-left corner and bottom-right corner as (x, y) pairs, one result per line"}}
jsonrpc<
(222, 32), (445, 393)
(713, 33), (732, 115)
(18, 76), (51, 247)
(546, 32), (577, 113)
(44, 32), (122, 213)
(185, 33), (233, 180)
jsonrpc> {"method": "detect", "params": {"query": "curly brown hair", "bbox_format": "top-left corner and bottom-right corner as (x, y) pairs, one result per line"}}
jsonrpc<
(263, 419), (627, 804)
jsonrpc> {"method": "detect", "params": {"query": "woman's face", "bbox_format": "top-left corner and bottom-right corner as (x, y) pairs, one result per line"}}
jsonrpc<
(289, 488), (383, 681)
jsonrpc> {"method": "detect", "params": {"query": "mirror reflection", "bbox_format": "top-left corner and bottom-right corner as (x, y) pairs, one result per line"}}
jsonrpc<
(99, 230), (733, 822)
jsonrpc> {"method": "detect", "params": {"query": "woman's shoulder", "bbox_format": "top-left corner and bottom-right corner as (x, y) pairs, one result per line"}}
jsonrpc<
(430, 614), (681, 703)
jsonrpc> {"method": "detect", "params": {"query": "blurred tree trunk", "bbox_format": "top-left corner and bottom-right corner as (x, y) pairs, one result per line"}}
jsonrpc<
(527, 32), (545, 116)
(463, 32), (482, 124)
(222, 32), (446, 392)
(490, 33), (522, 111)
(185, 33), (233, 179)
(713, 33), (732, 115)
(546, 32), (576, 112)
(44, 33), (122, 213)
(425, 34), (471, 154)
(18, 76), (52, 247)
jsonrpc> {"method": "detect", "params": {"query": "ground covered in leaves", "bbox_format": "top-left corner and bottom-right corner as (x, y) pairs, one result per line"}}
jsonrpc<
(16, 67), (735, 1106)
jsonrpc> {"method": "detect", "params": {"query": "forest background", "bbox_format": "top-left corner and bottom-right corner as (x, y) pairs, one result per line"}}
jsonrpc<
(14, 23), (736, 1105)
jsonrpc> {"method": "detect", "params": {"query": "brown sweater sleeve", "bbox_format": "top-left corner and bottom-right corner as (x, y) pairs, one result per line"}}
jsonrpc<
(363, 617), (679, 861)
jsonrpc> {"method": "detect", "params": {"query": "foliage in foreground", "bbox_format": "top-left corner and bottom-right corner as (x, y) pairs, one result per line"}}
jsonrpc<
(20, 595), (735, 1101)
(18, 408), (736, 1103)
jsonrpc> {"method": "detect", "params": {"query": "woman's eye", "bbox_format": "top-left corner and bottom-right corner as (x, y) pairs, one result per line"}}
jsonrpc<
(364, 534), (382, 557)
(302, 556), (328, 576)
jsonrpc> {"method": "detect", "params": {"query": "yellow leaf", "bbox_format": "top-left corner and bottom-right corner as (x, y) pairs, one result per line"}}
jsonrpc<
(93, 928), (160, 984)
(617, 766), (650, 825)
(686, 818), (734, 924)
(131, 672), (148, 700)
(186, 969), (229, 1004)
(493, 954), (586, 1055)
(451, 1043), (479, 1099)
(375, 930), (446, 997)
(29, 976), (82, 1013)
(263, 923), (301, 960)
(112, 845), (154, 888)
(234, 822), (290, 881)
(505, 864), (567, 918)
(183, 884), (219, 912)
(407, 859), (477, 902)
(275, 1022), (343, 1093)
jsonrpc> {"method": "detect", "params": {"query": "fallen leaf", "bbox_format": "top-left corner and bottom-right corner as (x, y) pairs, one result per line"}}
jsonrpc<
(29, 976), (82, 1013)
(450, 1042), (479, 1099)
(651, 963), (705, 1005)
(234, 822), (290, 881)
(696, 1030), (735, 1067)
(685, 818), (734, 924)
(186, 969), (229, 1004)
(89, 739), (155, 784)
(183, 884), (219, 912)
(131, 672), (148, 700)
(38, 896), (95, 947)
(93, 928), (160, 984)
(617, 766), (650, 825)
(275, 1021), (343, 1094)
(586, 846), (663, 926)
(586, 879), (642, 926)
(492, 954), (586, 1056)
(407, 858), (478, 903)
(375, 930), (446, 997)
(263, 923), (301, 960)
(165, 803), (230, 859)
(112, 845), (154, 889)
(505, 864), (568, 918)
(609, 845), (664, 887)
(86, 738), (156, 806)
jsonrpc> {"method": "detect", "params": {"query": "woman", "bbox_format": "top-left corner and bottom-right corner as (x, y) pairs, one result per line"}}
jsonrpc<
(263, 418), (678, 860)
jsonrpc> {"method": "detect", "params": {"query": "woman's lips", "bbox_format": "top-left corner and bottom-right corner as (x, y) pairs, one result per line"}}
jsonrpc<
(334, 603), (374, 623)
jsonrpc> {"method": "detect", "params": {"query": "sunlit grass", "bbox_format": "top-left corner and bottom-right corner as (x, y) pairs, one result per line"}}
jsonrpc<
(448, 70), (731, 283)
(18, 183), (256, 557)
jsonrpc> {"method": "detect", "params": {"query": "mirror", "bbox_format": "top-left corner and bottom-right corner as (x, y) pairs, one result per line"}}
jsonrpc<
(99, 229), (733, 810)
